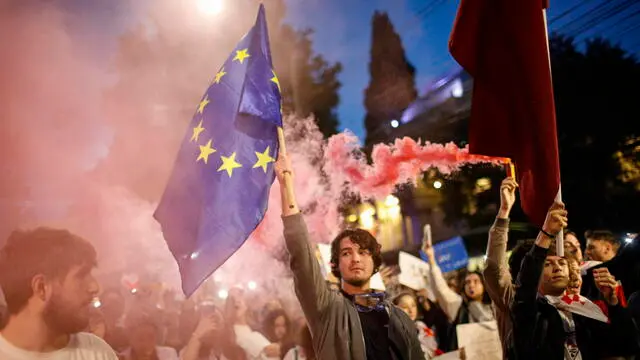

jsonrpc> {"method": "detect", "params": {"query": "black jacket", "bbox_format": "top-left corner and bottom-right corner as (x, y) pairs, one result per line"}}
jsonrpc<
(581, 242), (640, 301)
(512, 245), (640, 360)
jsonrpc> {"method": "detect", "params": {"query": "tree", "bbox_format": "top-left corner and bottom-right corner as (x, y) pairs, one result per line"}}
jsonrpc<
(363, 11), (417, 148)
(550, 35), (640, 234)
(271, 25), (342, 138)
(615, 135), (640, 191)
(439, 34), (640, 235)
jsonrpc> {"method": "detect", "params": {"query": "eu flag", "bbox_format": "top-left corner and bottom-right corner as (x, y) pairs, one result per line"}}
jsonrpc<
(155, 4), (282, 296)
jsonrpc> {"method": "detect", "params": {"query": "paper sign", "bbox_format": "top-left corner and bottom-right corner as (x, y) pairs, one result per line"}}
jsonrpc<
(456, 321), (502, 360)
(316, 243), (385, 290)
(398, 251), (430, 290)
(234, 324), (271, 358)
(420, 236), (469, 273)
(397, 252), (435, 300)
(432, 350), (462, 360)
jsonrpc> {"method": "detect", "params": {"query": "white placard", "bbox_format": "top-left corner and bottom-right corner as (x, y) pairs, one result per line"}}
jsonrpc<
(398, 251), (431, 291)
(456, 320), (502, 360)
(432, 350), (462, 360)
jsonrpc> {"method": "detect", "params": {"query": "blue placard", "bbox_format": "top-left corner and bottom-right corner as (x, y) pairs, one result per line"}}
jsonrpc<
(420, 236), (469, 273)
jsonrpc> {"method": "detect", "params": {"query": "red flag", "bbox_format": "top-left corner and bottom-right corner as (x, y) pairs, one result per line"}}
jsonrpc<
(449, 0), (560, 227)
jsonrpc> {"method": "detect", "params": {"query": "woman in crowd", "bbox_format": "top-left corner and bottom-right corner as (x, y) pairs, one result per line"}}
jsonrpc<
(224, 289), (281, 360)
(181, 302), (245, 360)
(262, 309), (294, 358)
(282, 323), (315, 360)
(424, 239), (494, 351)
(393, 292), (443, 359)
(121, 316), (179, 360)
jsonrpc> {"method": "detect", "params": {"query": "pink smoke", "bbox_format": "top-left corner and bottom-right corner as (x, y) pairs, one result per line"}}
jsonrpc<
(0, 0), (499, 300)
(325, 132), (505, 200)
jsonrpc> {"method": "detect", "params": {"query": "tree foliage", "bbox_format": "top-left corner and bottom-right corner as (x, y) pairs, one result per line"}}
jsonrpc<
(440, 34), (640, 234)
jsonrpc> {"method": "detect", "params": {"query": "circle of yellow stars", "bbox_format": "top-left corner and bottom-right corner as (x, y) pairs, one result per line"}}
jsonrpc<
(189, 48), (278, 178)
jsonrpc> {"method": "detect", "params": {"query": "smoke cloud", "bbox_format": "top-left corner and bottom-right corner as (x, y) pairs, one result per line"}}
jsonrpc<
(0, 0), (498, 302)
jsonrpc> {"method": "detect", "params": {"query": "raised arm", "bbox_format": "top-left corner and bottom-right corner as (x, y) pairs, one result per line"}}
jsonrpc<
(423, 231), (462, 323)
(483, 177), (517, 311)
(513, 203), (567, 351)
(275, 147), (333, 328)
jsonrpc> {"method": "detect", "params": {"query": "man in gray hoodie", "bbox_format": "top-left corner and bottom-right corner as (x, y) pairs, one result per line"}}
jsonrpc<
(275, 152), (423, 360)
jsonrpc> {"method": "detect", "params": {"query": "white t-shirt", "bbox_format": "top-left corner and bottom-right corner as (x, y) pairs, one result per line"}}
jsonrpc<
(0, 332), (118, 360)
(232, 325), (276, 360)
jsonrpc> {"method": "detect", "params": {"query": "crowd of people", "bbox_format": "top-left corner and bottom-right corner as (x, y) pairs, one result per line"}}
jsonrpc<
(0, 156), (639, 360)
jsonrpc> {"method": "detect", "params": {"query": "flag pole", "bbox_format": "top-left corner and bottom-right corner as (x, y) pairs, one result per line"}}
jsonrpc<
(542, 8), (564, 257)
(277, 127), (297, 210)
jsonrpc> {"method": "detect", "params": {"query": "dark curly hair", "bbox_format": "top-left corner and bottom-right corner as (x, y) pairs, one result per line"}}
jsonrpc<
(330, 229), (382, 279)
(262, 308), (291, 343)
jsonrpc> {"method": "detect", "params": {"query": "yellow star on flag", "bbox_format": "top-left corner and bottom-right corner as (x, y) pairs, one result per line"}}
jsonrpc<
(197, 95), (210, 114)
(190, 120), (205, 142)
(213, 68), (226, 84)
(270, 71), (281, 92)
(233, 49), (251, 64)
(218, 152), (243, 177)
(252, 146), (275, 173)
(197, 139), (217, 164)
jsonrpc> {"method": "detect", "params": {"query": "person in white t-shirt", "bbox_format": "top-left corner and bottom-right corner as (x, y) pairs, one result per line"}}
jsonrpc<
(225, 289), (280, 360)
(0, 227), (118, 360)
(120, 315), (178, 360)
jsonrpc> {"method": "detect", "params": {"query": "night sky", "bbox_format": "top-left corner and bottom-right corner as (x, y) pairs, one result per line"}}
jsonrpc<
(286, 0), (640, 141)
(58, 0), (640, 141)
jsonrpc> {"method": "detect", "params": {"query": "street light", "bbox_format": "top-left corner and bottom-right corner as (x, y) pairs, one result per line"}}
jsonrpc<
(218, 289), (229, 299)
(390, 119), (399, 128)
(197, 0), (224, 16)
(433, 180), (443, 189)
(247, 281), (257, 290)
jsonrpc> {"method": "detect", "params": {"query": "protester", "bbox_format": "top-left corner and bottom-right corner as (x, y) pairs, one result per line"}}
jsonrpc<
(261, 309), (294, 357)
(414, 289), (450, 356)
(180, 302), (242, 360)
(0, 227), (118, 359)
(482, 177), (517, 356)
(282, 323), (314, 360)
(276, 150), (424, 359)
(581, 230), (640, 305)
(121, 316), (178, 360)
(101, 288), (129, 352)
(224, 290), (280, 360)
(584, 230), (619, 262)
(423, 234), (494, 352)
(512, 203), (639, 359)
(393, 292), (443, 359)
(564, 231), (583, 263)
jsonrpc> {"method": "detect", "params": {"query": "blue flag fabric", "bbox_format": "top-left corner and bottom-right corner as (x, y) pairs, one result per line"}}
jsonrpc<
(154, 4), (281, 296)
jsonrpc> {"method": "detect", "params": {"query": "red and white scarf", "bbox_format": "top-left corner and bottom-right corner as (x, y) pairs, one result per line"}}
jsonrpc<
(545, 293), (609, 323)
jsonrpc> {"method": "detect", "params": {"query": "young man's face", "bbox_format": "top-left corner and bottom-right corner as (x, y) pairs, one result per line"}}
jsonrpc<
(585, 239), (615, 262)
(338, 237), (375, 287)
(540, 256), (570, 296)
(564, 234), (583, 262)
(43, 263), (100, 334)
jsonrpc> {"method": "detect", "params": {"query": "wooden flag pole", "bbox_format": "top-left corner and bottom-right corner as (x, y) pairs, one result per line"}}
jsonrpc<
(277, 127), (298, 211)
